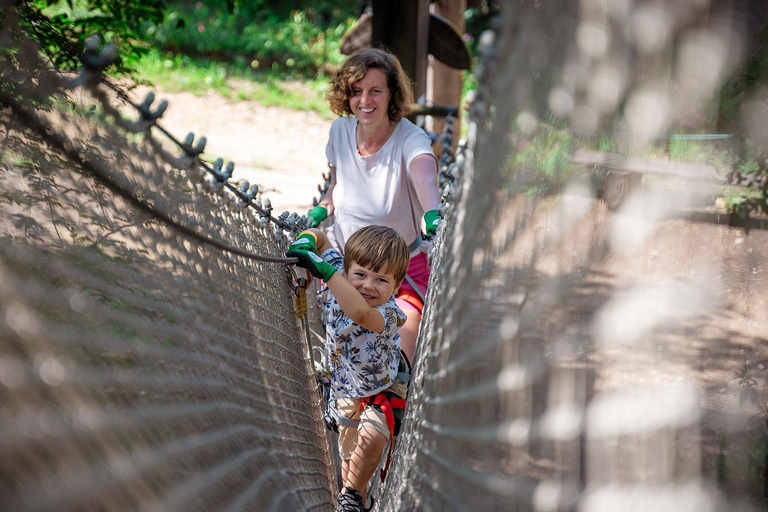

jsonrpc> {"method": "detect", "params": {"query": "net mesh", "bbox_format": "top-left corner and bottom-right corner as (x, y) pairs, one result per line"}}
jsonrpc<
(0, 10), (334, 512)
(380, 2), (768, 511)
(3, 1), (768, 511)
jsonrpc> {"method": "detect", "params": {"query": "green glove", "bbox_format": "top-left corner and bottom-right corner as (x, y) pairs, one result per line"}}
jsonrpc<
(423, 209), (441, 239)
(288, 231), (318, 254)
(307, 205), (328, 228)
(286, 249), (338, 282)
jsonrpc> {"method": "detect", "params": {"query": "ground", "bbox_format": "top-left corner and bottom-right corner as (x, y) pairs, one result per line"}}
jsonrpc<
(131, 84), (333, 214)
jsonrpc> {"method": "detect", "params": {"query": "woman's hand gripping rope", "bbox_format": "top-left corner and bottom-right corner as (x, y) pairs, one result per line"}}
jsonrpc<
(422, 209), (442, 240)
(306, 205), (328, 228)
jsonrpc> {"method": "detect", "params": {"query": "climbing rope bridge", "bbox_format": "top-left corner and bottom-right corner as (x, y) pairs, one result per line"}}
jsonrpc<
(3, 2), (768, 512)
(0, 8), (336, 511)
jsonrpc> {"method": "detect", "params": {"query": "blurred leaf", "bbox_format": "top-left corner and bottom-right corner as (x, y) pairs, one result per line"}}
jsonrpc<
(740, 386), (760, 407)
(760, 194), (768, 216)
(12, 214), (41, 231)
(17, 0), (167, 74)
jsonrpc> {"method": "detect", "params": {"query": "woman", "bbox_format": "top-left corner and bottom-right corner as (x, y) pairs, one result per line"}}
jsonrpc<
(307, 48), (440, 365)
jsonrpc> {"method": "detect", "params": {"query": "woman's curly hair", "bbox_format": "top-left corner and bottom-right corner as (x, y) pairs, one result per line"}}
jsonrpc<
(327, 49), (414, 122)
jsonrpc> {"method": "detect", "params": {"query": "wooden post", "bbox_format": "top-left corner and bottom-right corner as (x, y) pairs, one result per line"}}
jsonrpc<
(371, 0), (430, 101)
(428, 0), (467, 154)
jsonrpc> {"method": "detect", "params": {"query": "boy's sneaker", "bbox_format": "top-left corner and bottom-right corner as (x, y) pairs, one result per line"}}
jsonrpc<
(336, 487), (364, 512)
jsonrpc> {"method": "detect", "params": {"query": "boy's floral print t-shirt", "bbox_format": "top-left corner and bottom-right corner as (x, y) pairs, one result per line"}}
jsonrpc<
(320, 248), (407, 399)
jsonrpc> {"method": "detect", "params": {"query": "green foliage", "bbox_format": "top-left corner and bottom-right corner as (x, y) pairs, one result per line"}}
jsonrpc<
(729, 191), (768, 234)
(669, 138), (716, 165)
(663, 135), (742, 172)
(746, 428), (768, 503)
(191, 0), (355, 27)
(734, 361), (768, 504)
(146, 2), (356, 76)
(718, 48), (768, 134)
(15, 0), (166, 73)
(135, 49), (333, 116)
(711, 22), (768, 231)
(711, 138), (768, 233)
(736, 362), (764, 409)
(508, 122), (575, 195)
(717, 431), (729, 484)
(588, 129), (768, 233)
(463, 1), (501, 57)
(462, 68), (478, 99)
(597, 133), (617, 154)
(136, 49), (229, 92)
(13, 0), (356, 84)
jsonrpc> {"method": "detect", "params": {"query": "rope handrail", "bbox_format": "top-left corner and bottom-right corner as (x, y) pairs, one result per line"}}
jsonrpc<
(2, 90), (299, 265)
(0, 33), (335, 264)
(1, 25), (467, 312)
(97, 80), (307, 231)
(68, 36), (309, 234)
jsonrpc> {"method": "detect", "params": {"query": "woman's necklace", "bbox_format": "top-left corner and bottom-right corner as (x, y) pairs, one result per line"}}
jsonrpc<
(356, 122), (396, 157)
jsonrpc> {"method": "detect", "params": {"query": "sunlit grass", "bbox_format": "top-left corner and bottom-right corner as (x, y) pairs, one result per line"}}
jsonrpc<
(135, 49), (334, 118)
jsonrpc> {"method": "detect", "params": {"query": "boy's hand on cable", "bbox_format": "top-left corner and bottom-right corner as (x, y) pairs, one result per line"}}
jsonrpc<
(286, 249), (337, 282)
(288, 231), (318, 254)
(422, 209), (441, 239)
(306, 205), (328, 228)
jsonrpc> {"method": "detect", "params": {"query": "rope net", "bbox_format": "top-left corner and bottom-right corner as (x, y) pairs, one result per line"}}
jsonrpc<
(3, 1), (768, 511)
(0, 11), (333, 512)
(380, 2), (768, 511)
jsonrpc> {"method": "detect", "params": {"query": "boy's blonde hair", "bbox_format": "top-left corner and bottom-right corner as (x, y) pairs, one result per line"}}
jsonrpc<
(344, 225), (410, 284)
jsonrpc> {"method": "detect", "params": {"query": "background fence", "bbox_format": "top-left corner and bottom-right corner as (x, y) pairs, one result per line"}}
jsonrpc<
(3, 1), (768, 512)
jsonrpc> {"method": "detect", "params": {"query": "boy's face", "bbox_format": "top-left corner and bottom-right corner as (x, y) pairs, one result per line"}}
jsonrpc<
(346, 262), (401, 307)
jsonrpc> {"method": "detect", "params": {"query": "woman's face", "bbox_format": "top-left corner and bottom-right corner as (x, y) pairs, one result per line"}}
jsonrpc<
(349, 68), (391, 127)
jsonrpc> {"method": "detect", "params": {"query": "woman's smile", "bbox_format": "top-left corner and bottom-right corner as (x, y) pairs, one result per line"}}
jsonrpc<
(349, 68), (390, 127)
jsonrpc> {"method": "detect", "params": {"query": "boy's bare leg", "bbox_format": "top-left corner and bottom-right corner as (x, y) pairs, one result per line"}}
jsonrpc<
(341, 459), (350, 485)
(345, 426), (387, 503)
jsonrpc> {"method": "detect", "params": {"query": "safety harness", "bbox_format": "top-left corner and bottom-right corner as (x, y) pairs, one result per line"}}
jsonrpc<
(360, 392), (406, 482)
(323, 350), (412, 482)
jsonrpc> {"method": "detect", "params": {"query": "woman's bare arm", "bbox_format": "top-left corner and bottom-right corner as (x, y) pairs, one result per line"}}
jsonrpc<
(410, 154), (440, 212)
(317, 165), (337, 216)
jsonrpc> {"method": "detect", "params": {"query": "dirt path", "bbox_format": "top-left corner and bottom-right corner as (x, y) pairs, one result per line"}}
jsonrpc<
(135, 85), (333, 214)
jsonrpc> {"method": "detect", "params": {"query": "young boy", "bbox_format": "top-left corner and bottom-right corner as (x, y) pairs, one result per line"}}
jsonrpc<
(286, 225), (410, 512)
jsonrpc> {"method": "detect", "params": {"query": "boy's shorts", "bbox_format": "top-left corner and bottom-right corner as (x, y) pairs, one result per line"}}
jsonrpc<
(336, 379), (408, 461)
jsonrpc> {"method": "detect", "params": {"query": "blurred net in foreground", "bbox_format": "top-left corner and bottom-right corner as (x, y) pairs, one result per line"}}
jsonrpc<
(0, 11), (334, 512)
(381, 2), (768, 511)
(4, 1), (768, 511)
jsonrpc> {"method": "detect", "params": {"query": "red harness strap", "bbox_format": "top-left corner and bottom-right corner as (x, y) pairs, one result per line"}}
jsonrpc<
(361, 393), (406, 481)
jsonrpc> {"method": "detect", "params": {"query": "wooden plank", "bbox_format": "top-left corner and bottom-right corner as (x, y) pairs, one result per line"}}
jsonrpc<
(372, 0), (430, 100)
(428, 0), (466, 155)
(341, 11), (471, 70)
(428, 13), (471, 70)
(570, 149), (767, 188)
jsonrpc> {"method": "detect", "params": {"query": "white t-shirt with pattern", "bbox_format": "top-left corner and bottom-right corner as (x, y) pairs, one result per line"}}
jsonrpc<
(321, 248), (407, 399)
